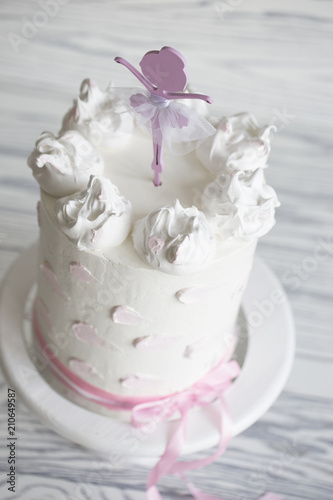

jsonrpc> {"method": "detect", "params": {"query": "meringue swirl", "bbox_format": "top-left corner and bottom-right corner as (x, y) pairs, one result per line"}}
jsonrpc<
(28, 130), (104, 197)
(55, 175), (132, 250)
(132, 200), (216, 275)
(196, 112), (276, 174)
(60, 79), (134, 147)
(201, 168), (280, 240)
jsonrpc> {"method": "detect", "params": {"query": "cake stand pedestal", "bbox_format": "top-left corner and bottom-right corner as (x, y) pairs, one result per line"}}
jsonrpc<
(0, 243), (295, 467)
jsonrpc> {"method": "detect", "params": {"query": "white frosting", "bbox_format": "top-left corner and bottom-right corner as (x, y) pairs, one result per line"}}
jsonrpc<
(201, 168), (280, 240)
(61, 79), (134, 147)
(184, 335), (219, 360)
(35, 297), (53, 332)
(196, 113), (275, 174)
(55, 175), (132, 250)
(28, 130), (104, 197)
(132, 200), (216, 275)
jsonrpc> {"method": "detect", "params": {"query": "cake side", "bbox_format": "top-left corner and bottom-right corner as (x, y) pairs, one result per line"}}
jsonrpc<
(36, 187), (256, 398)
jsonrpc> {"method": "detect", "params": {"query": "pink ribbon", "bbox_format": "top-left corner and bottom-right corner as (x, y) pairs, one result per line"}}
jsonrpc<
(33, 302), (283, 500)
(131, 360), (239, 500)
(132, 365), (283, 500)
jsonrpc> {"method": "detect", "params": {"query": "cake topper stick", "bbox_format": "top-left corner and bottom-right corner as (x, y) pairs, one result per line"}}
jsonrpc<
(115, 46), (214, 186)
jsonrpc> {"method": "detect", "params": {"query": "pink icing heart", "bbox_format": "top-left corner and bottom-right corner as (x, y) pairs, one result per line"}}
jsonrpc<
(69, 262), (97, 283)
(40, 261), (68, 300)
(111, 305), (146, 326)
(72, 322), (106, 348)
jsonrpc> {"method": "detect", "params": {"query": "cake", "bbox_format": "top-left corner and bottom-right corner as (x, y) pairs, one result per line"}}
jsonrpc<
(27, 49), (279, 421)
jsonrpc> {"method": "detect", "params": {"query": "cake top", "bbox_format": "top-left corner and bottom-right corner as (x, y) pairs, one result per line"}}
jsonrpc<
(28, 46), (279, 275)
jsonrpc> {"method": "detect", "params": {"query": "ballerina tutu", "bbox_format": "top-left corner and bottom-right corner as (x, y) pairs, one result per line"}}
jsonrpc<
(116, 88), (216, 155)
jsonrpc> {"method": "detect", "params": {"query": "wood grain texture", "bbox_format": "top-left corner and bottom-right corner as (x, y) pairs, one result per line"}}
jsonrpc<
(0, 1), (332, 499)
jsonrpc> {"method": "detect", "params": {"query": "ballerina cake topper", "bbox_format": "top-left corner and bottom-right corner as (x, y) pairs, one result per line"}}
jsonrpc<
(115, 46), (215, 186)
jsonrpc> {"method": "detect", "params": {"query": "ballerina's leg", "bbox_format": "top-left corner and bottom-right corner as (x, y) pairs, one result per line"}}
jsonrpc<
(151, 126), (164, 187)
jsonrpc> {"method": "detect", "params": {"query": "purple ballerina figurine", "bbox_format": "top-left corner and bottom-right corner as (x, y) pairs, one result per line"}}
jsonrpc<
(115, 46), (215, 186)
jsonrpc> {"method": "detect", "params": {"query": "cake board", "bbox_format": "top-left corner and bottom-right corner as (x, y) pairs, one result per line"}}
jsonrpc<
(0, 243), (295, 467)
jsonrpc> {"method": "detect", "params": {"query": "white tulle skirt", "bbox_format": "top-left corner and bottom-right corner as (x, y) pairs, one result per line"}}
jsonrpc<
(115, 88), (216, 155)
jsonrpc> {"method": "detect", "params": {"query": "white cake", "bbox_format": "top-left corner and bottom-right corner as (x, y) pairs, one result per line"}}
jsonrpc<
(28, 78), (279, 418)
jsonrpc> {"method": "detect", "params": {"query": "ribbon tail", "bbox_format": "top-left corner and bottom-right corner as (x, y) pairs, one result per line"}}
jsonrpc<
(166, 396), (232, 500)
(146, 485), (163, 500)
(146, 409), (190, 499)
(169, 395), (232, 476)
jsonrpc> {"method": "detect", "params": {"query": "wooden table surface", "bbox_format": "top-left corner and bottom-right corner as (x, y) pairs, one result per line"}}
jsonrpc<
(0, 1), (332, 499)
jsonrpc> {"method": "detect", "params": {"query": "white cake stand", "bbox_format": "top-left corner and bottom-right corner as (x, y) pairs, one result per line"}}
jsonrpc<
(0, 243), (295, 467)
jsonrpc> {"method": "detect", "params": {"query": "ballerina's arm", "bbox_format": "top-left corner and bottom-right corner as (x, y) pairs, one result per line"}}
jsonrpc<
(163, 91), (213, 104)
(114, 57), (155, 92)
